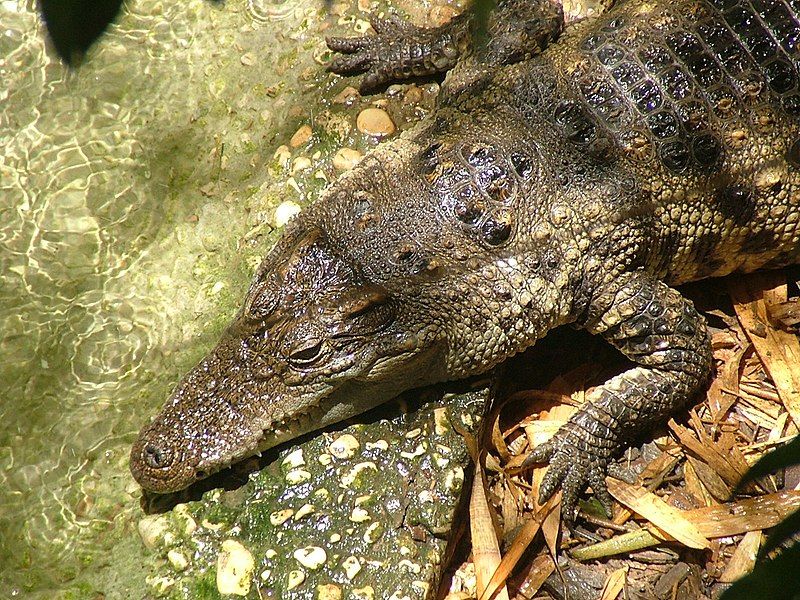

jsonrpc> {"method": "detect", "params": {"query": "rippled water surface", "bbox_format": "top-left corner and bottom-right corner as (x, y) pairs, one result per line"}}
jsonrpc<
(0, 0), (328, 595)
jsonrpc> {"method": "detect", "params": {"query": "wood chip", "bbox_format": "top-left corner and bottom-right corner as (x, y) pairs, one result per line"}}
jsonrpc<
(718, 530), (761, 583)
(686, 456), (730, 501)
(670, 419), (748, 488)
(682, 458), (713, 507)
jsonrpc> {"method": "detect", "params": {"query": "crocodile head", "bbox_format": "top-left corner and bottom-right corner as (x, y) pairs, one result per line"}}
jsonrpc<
(130, 226), (447, 493)
(130, 126), (573, 493)
(129, 141), (444, 493)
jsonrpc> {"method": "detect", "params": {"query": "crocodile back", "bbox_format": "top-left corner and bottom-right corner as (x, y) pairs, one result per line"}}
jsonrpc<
(507, 0), (800, 284)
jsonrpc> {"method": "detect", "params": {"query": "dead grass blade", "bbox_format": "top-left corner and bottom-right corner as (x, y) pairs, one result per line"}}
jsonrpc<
(470, 460), (510, 600)
(729, 272), (800, 426)
(599, 566), (628, 600)
(478, 498), (559, 600)
(606, 478), (711, 549)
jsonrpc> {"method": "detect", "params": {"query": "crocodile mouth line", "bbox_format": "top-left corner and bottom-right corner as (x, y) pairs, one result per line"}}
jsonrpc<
(207, 402), (329, 478)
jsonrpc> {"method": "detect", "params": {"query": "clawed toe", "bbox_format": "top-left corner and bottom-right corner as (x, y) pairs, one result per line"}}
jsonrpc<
(325, 35), (372, 53)
(327, 52), (373, 75)
(369, 14), (410, 35)
(525, 433), (614, 521)
(587, 466), (614, 517)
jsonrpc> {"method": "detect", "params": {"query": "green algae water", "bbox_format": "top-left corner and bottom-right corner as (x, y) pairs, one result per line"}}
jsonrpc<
(0, 0), (339, 595)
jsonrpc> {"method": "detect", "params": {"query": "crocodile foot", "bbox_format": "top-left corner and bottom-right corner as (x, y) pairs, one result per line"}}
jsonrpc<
(326, 13), (470, 93)
(525, 420), (616, 522)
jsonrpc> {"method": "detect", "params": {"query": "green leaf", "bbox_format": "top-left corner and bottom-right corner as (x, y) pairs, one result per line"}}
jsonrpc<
(760, 507), (800, 558)
(735, 435), (800, 492)
(722, 543), (800, 600)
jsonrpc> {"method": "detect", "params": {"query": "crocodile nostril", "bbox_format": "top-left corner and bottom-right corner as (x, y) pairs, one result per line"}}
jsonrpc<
(143, 442), (173, 469)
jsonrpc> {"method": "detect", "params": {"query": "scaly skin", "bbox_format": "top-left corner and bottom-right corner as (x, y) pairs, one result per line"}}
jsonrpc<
(131, 0), (800, 519)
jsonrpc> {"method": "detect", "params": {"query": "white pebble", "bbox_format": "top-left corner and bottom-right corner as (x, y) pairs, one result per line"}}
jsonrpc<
(294, 503), (316, 520)
(350, 507), (370, 522)
(332, 147), (363, 171)
(287, 569), (306, 590)
(273, 200), (301, 228)
(293, 546), (327, 570)
(270, 509), (294, 526)
(167, 549), (188, 572)
(282, 448), (305, 469)
(137, 515), (170, 550)
(291, 156), (312, 175)
(285, 469), (311, 485)
(340, 462), (377, 487)
(273, 144), (291, 167)
(329, 434), (359, 459)
(342, 555), (362, 580)
(216, 539), (254, 597)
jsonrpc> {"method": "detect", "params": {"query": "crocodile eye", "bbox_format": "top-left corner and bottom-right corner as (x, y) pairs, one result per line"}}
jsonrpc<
(287, 338), (325, 366)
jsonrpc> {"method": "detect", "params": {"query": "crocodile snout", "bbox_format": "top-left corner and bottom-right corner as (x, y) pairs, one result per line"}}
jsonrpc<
(130, 428), (194, 493)
(142, 440), (173, 470)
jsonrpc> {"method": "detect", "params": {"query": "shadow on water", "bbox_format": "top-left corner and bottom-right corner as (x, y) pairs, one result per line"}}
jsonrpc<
(40, 0), (226, 66)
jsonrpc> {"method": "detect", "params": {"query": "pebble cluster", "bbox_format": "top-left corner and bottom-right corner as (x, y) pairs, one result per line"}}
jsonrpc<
(136, 392), (484, 598)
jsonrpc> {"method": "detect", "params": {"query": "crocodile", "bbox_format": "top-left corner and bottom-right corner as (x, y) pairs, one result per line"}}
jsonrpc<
(131, 0), (800, 519)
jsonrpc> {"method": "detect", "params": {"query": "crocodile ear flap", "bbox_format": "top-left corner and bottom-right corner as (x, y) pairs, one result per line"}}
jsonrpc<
(337, 283), (390, 318)
(330, 283), (395, 336)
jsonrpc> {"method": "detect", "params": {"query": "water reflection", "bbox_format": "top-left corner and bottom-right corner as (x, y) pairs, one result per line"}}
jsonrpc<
(247, 0), (299, 23)
(0, 0), (319, 595)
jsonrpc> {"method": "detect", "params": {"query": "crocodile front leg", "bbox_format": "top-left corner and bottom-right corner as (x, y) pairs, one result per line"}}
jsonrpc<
(326, 0), (564, 93)
(528, 271), (712, 520)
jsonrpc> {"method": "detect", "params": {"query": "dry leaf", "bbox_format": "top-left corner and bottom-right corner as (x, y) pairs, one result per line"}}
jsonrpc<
(478, 500), (558, 600)
(470, 463), (510, 600)
(606, 478), (711, 549)
(718, 530), (761, 583)
(599, 566), (628, 600)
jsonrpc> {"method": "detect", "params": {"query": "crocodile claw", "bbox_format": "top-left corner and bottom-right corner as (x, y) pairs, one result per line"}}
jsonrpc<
(526, 421), (616, 521)
(326, 13), (468, 94)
